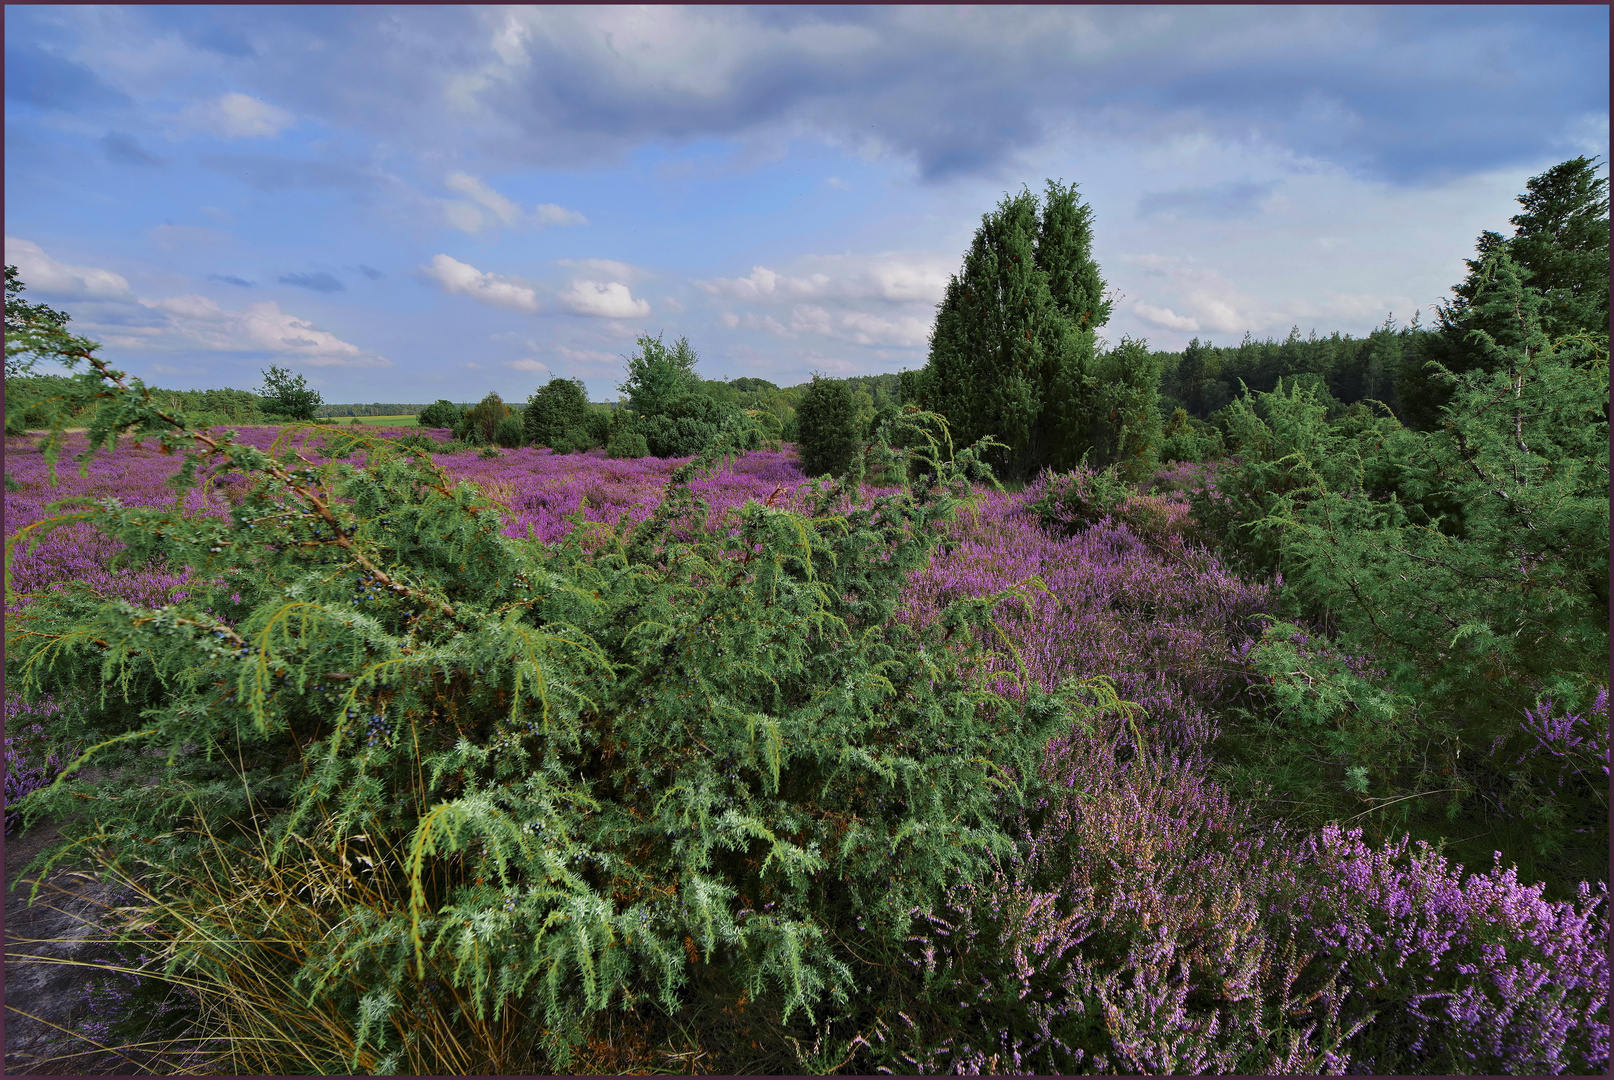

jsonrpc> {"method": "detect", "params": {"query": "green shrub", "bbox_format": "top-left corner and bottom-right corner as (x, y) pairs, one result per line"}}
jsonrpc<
(795, 376), (858, 478)
(637, 392), (731, 458)
(417, 400), (463, 429)
(523, 379), (590, 446)
(6, 340), (1082, 1072)
(606, 430), (648, 459)
(494, 415), (525, 449)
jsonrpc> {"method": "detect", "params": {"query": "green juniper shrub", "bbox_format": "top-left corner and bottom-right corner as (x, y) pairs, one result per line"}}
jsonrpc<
(637, 392), (733, 458)
(582, 409), (611, 449)
(1157, 406), (1227, 463)
(607, 430), (649, 460)
(1201, 255), (1609, 897)
(416, 399), (464, 430)
(494, 415), (525, 449)
(794, 375), (859, 479)
(6, 330), (1093, 1072)
(459, 392), (511, 446)
(523, 378), (590, 447)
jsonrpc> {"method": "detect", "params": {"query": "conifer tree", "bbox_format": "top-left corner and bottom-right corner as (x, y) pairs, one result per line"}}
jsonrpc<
(923, 180), (1143, 479)
(1399, 156), (1610, 429)
(523, 377), (590, 447)
(794, 375), (858, 477)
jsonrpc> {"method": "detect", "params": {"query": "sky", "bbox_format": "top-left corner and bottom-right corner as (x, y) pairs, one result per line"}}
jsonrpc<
(5, 5), (1608, 405)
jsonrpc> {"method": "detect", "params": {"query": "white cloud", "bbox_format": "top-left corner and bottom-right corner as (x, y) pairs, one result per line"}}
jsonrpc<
(534, 203), (589, 226)
(505, 357), (548, 372)
(719, 311), (740, 328)
(421, 253), (541, 313)
(124, 294), (389, 366)
(182, 91), (296, 139)
(438, 176), (585, 234)
(826, 176), (851, 190)
(697, 265), (831, 302)
(1133, 301), (1200, 332)
(836, 310), (932, 347)
(145, 294), (231, 323)
(662, 296), (684, 312)
(445, 171), (523, 226)
(736, 304), (930, 348)
(696, 254), (952, 306)
(3, 238), (132, 299)
(556, 279), (650, 318)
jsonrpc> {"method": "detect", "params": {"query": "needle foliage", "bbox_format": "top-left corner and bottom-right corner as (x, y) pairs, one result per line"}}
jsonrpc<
(5, 330), (1106, 1070)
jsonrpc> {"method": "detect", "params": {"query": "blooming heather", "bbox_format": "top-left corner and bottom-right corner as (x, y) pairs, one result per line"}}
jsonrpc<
(4, 425), (1608, 1074)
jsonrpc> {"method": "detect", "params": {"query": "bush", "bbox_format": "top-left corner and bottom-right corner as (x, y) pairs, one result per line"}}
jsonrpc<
(6, 340), (1070, 1072)
(256, 365), (322, 423)
(1158, 406), (1226, 463)
(794, 375), (858, 478)
(417, 399), (463, 429)
(523, 379), (589, 447)
(493, 415), (525, 449)
(1024, 456), (1134, 536)
(606, 430), (648, 459)
(637, 392), (730, 458)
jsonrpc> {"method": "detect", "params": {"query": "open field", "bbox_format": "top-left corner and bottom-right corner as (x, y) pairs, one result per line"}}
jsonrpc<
(318, 414), (422, 426)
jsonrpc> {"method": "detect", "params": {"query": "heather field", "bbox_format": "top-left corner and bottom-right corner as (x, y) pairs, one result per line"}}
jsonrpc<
(4, 421), (1606, 1075)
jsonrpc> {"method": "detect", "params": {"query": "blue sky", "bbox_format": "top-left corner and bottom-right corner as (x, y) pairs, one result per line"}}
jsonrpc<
(5, 5), (1607, 404)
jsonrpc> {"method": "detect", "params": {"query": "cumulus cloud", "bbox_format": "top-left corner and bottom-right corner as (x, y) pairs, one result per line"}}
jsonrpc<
(556, 279), (650, 318)
(1133, 301), (1199, 332)
(421, 253), (541, 313)
(3, 238), (132, 299)
(697, 254), (952, 307)
(534, 203), (589, 226)
(662, 296), (684, 313)
(505, 357), (548, 372)
(735, 304), (930, 348)
(697, 265), (831, 302)
(442, 170), (523, 233)
(182, 90), (296, 139)
(439, 173), (588, 233)
(126, 294), (389, 366)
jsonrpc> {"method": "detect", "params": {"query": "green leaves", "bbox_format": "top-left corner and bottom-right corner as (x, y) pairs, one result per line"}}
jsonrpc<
(3, 321), (1088, 1068)
(921, 179), (1145, 480)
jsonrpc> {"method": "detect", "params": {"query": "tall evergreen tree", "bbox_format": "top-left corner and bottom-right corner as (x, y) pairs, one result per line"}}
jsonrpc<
(1399, 156), (1610, 429)
(1507, 155), (1611, 343)
(922, 180), (1144, 480)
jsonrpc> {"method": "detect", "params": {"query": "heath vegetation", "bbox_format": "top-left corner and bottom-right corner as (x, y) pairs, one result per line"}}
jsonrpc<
(3, 157), (1606, 1075)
